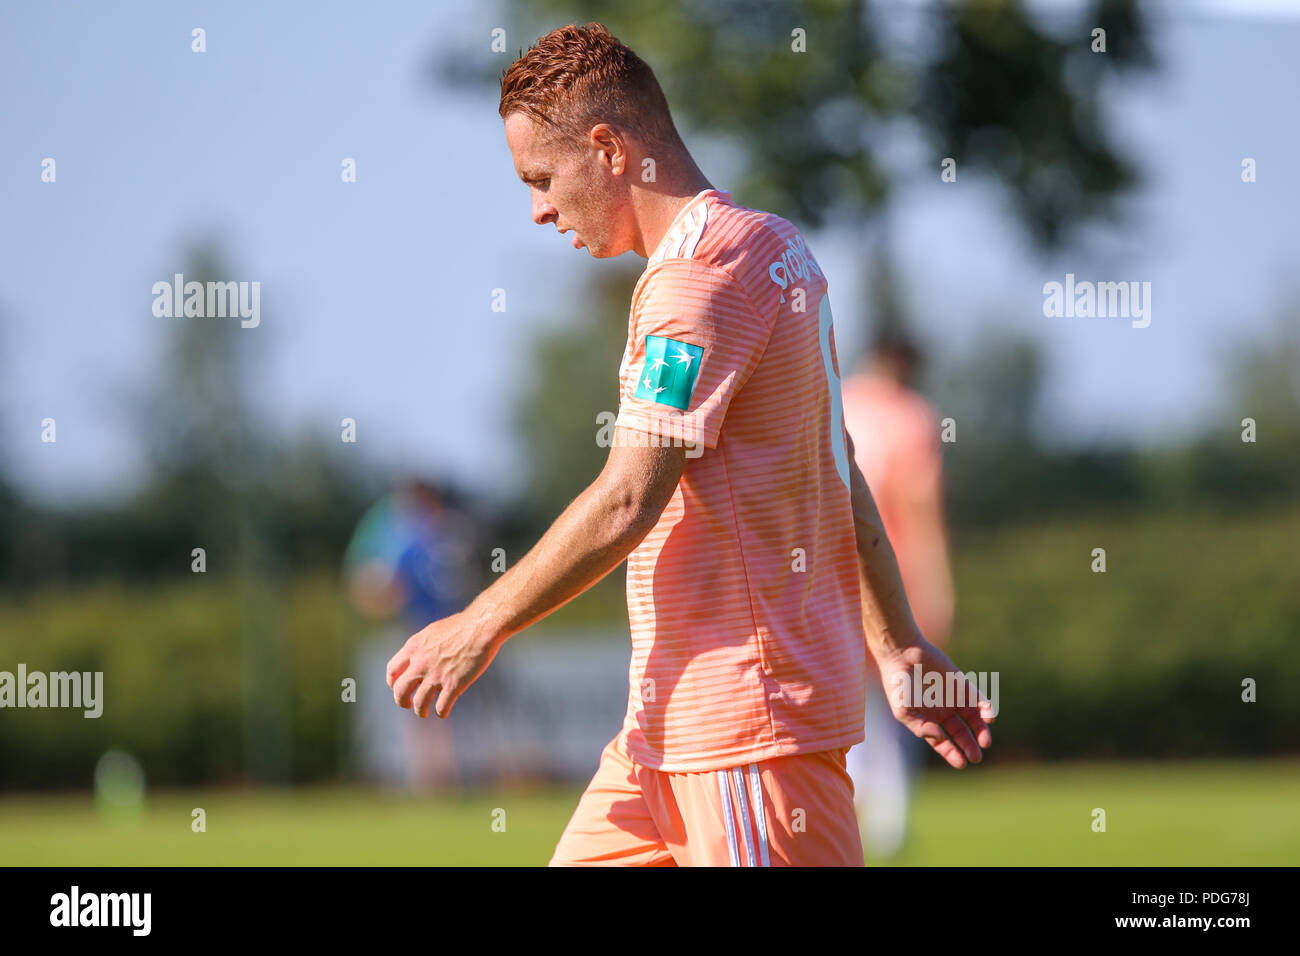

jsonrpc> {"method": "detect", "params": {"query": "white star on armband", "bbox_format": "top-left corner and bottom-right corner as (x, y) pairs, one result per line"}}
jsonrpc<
(642, 375), (653, 389)
(648, 357), (668, 372)
(673, 346), (693, 368)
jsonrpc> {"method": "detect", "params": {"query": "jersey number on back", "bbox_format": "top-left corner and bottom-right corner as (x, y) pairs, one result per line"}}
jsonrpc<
(818, 297), (851, 489)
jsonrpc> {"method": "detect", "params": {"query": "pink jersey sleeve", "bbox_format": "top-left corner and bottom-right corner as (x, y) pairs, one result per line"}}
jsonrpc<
(615, 259), (775, 450)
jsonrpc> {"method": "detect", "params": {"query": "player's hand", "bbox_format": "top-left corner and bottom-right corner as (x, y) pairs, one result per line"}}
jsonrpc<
(386, 611), (501, 719)
(875, 636), (995, 769)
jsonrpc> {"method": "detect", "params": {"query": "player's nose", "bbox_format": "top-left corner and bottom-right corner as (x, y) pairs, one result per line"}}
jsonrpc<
(531, 193), (556, 226)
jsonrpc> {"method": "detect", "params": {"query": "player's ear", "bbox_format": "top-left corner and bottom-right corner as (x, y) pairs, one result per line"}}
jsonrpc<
(589, 123), (625, 172)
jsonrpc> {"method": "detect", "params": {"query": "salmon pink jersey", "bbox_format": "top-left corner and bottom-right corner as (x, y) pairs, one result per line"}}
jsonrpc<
(612, 188), (866, 772)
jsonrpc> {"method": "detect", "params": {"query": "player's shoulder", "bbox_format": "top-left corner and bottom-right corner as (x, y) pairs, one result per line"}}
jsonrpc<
(641, 190), (825, 318)
(844, 374), (941, 432)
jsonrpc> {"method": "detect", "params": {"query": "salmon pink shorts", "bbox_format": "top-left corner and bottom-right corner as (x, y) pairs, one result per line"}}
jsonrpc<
(550, 733), (864, 866)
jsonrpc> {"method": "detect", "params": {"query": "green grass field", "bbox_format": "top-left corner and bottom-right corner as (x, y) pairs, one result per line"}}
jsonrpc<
(3, 758), (1296, 866)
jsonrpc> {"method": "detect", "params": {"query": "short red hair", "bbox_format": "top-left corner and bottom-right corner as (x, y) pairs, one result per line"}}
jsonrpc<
(499, 23), (681, 154)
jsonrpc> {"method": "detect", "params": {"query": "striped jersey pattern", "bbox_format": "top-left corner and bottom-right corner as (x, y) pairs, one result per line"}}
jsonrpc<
(613, 188), (867, 772)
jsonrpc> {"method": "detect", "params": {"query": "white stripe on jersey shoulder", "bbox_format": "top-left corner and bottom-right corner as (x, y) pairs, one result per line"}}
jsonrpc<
(677, 204), (708, 259)
(650, 194), (711, 266)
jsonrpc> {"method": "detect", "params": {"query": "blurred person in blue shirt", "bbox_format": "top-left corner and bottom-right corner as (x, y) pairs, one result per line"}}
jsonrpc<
(345, 478), (477, 789)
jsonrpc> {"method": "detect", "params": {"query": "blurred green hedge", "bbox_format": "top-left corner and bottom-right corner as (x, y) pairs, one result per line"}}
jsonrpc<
(949, 505), (1300, 760)
(0, 575), (354, 789)
(1, 506), (1297, 788)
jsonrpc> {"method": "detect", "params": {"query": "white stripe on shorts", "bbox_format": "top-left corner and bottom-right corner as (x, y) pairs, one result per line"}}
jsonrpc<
(717, 771), (740, 866)
(747, 763), (771, 867)
(731, 767), (757, 867)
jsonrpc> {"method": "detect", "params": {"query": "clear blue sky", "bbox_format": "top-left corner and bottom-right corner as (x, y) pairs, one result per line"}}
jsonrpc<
(3, 1), (1298, 507)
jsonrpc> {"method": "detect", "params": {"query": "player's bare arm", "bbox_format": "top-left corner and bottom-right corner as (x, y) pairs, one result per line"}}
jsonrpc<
(845, 431), (994, 769)
(387, 428), (686, 719)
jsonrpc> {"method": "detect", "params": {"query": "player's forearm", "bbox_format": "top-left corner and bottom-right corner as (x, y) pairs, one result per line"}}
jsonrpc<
(462, 478), (655, 646)
(849, 460), (922, 661)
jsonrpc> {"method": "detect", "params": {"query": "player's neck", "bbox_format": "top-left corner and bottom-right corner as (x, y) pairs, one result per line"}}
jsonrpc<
(632, 167), (715, 259)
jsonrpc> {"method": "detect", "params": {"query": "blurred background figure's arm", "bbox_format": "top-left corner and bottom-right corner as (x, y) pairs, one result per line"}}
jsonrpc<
(342, 495), (409, 622)
(346, 559), (406, 620)
(897, 429), (955, 647)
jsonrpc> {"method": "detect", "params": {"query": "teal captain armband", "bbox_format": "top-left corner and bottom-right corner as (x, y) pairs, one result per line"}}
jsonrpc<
(633, 335), (704, 410)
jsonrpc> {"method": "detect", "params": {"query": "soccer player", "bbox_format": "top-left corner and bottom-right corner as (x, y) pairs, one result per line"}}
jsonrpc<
(387, 22), (993, 866)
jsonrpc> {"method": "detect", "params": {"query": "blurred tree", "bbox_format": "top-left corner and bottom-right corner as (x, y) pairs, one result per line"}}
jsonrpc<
(501, 267), (640, 623)
(1226, 308), (1300, 440)
(919, 0), (1153, 246)
(15, 238), (382, 585)
(0, 478), (19, 585)
(0, 309), (16, 584)
(934, 331), (1147, 525)
(514, 266), (640, 522)
(136, 240), (292, 783)
(136, 239), (264, 555)
(1189, 306), (1300, 506)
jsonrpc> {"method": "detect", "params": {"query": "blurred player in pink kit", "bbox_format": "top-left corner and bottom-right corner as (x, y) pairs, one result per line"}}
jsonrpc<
(841, 333), (956, 857)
